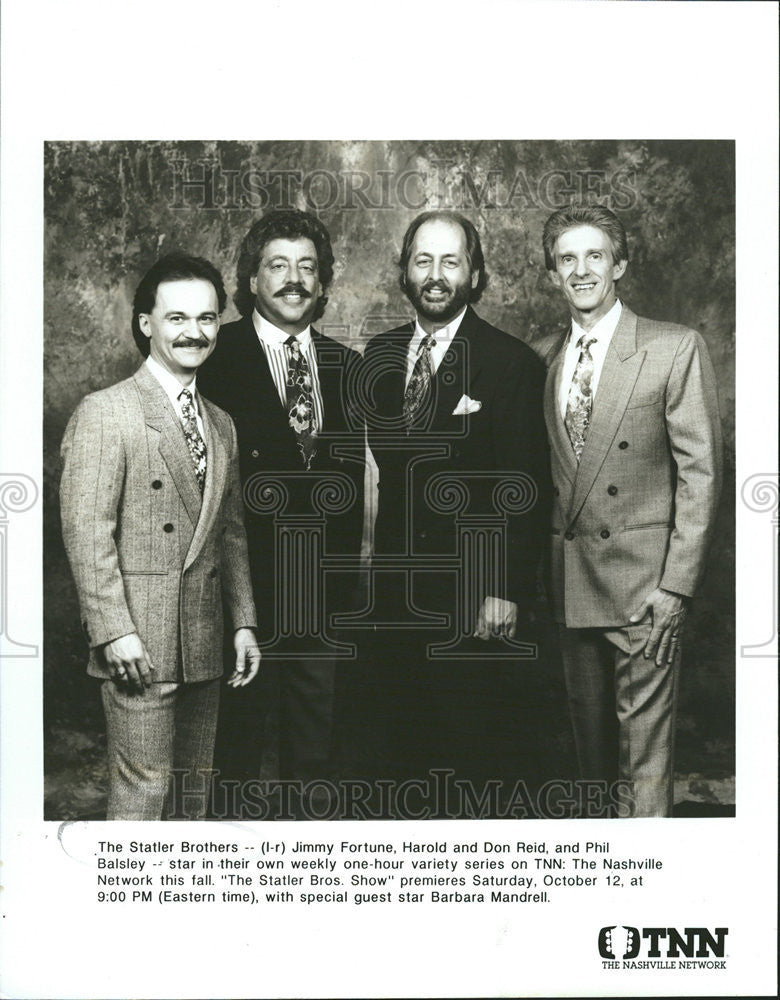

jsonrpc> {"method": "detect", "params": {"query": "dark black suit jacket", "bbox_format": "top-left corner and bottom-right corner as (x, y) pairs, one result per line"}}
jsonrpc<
(364, 306), (550, 612)
(199, 315), (365, 638)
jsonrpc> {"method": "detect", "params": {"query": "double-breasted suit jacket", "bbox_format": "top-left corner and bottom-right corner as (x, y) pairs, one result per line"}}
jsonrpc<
(365, 306), (551, 615)
(60, 362), (257, 680)
(198, 315), (365, 634)
(543, 304), (723, 627)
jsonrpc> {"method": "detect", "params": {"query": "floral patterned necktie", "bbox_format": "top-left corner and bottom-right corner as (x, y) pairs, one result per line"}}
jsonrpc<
(178, 388), (207, 492)
(403, 333), (436, 429)
(564, 334), (598, 461)
(285, 335), (317, 469)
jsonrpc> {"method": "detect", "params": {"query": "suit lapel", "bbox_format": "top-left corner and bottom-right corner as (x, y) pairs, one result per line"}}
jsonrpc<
(544, 329), (577, 486)
(431, 307), (482, 428)
(133, 365), (202, 527)
(184, 398), (228, 568)
(380, 323), (416, 421)
(312, 328), (338, 433)
(236, 317), (294, 442)
(567, 306), (645, 522)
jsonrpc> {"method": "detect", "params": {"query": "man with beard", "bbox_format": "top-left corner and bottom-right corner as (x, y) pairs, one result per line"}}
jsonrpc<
(358, 210), (550, 789)
(198, 210), (364, 814)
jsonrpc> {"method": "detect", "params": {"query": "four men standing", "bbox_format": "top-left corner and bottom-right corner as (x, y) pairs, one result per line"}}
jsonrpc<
(59, 203), (723, 819)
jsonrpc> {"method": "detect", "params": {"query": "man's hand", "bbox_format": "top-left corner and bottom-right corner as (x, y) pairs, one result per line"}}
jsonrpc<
(630, 588), (689, 666)
(103, 633), (154, 691)
(227, 628), (262, 687)
(474, 596), (518, 641)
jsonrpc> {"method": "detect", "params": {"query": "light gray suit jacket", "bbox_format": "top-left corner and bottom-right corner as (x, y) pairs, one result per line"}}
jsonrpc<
(60, 363), (257, 682)
(543, 305), (723, 628)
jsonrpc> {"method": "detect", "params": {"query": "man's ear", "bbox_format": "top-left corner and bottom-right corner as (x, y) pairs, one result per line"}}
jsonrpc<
(249, 275), (257, 296)
(138, 314), (152, 338)
(548, 269), (562, 289)
(471, 270), (479, 290)
(613, 259), (628, 281)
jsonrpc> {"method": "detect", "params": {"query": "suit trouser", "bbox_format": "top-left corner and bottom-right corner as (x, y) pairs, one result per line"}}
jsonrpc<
(213, 656), (335, 785)
(101, 677), (220, 821)
(558, 623), (679, 818)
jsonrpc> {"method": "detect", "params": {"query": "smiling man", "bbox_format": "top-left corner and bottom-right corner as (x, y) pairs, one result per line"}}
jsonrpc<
(60, 253), (260, 820)
(198, 210), (364, 809)
(358, 210), (550, 787)
(541, 204), (723, 817)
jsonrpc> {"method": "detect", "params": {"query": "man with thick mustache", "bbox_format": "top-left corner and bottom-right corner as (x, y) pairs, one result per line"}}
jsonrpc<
(542, 204), (723, 816)
(60, 253), (260, 820)
(359, 210), (550, 784)
(199, 210), (364, 808)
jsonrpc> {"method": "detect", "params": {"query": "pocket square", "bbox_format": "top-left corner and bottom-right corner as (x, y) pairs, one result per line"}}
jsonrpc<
(453, 394), (482, 416)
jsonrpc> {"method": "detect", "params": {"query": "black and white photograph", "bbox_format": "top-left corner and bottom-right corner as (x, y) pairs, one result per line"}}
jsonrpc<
(43, 139), (735, 824)
(0, 2), (776, 999)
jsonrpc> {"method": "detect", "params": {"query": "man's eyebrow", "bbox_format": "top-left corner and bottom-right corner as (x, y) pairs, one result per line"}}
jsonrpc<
(163, 309), (216, 317)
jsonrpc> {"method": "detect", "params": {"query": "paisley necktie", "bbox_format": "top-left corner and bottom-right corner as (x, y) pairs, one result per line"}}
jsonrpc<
(564, 334), (598, 461)
(178, 388), (207, 492)
(285, 335), (318, 469)
(403, 333), (436, 429)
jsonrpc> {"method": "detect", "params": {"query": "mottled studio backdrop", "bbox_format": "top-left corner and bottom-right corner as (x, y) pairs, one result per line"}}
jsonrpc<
(43, 140), (735, 813)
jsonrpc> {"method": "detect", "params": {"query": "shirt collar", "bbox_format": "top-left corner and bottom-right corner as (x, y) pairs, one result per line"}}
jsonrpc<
(411, 305), (468, 352)
(569, 298), (622, 350)
(145, 355), (198, 409)
(253, 308), (312, 351)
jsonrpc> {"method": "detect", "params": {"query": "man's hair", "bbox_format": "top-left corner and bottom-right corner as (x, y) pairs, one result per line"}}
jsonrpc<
(398, 210), (489, 304)
(131, 252), (227, 357)
(234, 209), (335, 319)
(542, 204), (629, 271)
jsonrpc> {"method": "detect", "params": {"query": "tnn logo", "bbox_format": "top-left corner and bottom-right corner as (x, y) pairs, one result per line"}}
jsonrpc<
(598, 926), (728, 959)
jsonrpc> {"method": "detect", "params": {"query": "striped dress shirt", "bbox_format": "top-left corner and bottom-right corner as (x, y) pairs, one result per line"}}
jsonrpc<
(252, 309), (325, 431)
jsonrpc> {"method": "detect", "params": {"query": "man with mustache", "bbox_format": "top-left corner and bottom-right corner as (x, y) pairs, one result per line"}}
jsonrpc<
(199, 210), (364, 811)
(541, 204), (723, 816)
(359, 210), (550, 787)
(60, 253), (260, 819)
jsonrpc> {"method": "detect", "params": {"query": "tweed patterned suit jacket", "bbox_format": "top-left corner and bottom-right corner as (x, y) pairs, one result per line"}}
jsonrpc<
(60, 363), (257, 682)
(543, 304), (723, 628)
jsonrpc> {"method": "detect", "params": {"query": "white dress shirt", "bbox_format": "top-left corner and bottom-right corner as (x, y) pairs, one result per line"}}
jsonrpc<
(558, 299), (623, 419)
(145, 355), (205, 438)
(252, 309), (325, 431)
(405, 306), (468, 388)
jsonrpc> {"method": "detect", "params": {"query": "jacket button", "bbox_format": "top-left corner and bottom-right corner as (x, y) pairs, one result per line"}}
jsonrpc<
(607, 485), (618, 495)
(151, 479), (163, 490)
(209, 568), (218, 578)
(553, 486), (560, 497)
(618, 441), (629, 450)
(600, 529), (611, 539)
(163, 523), (174, 533)
(251, 449), (260, 459)
(564, 531), (575, 540)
